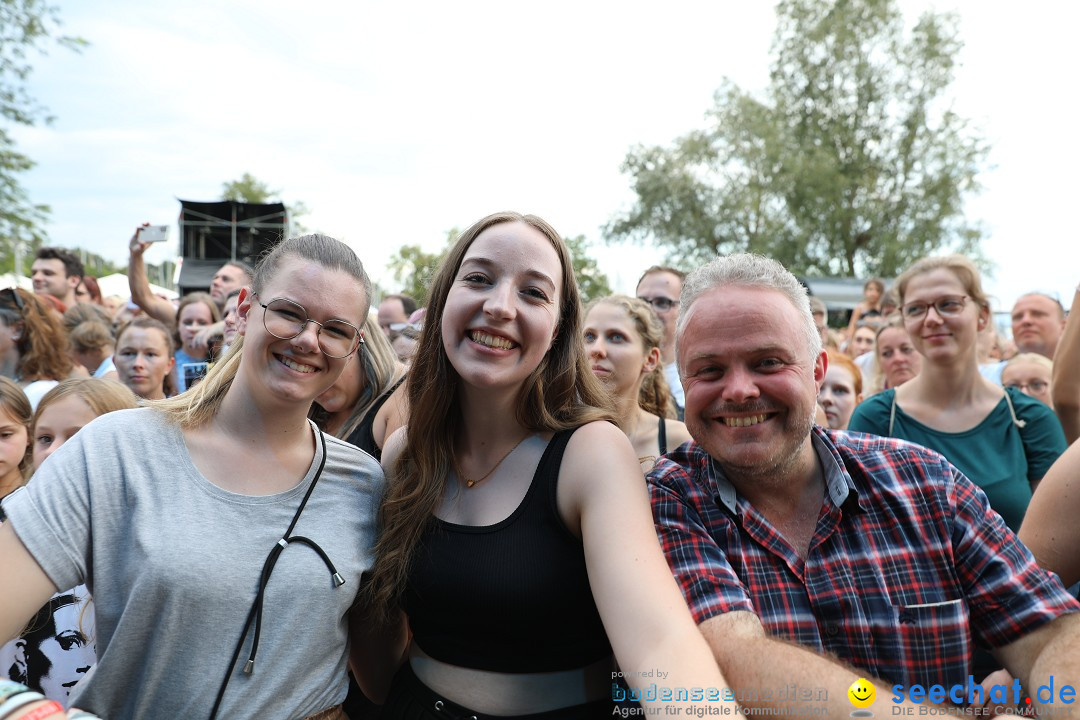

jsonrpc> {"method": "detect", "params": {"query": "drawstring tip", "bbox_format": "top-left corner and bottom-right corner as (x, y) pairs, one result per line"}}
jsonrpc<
(332, 573), (345, 587)
(243, 660), (255, 674)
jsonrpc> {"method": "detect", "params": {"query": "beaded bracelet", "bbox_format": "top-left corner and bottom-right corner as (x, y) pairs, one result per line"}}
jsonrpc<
(12, 701), (64, 720)
(0, 682), (30, 705)
(0, 691), (45, 720)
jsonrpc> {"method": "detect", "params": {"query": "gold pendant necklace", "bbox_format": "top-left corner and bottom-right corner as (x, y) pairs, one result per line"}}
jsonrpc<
(455, 435), (530, 488)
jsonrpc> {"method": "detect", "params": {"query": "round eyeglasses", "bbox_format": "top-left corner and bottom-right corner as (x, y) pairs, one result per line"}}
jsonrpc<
(254, 294), (363, 358)
(1005, 380), (1049, 394)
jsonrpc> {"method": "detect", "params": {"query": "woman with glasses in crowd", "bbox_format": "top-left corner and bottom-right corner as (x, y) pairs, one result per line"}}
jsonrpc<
(1002, 353), (1054, 409)
(0, 288), (76, 410)
(365, 212), (731, 717)
(849, 255), (1066, 533)
(0, 235), (384, 720)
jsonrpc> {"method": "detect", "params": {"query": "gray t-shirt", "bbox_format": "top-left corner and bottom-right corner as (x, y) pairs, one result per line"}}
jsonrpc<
(2, 407), (385, 720)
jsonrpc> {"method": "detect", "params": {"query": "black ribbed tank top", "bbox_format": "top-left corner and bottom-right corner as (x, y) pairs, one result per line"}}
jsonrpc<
(344, 376), (405, 461)
(402, 427), (613, 672)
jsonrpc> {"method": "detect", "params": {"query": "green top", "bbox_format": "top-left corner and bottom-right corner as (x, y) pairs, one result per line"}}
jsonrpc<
(849, 387), (1067, 531)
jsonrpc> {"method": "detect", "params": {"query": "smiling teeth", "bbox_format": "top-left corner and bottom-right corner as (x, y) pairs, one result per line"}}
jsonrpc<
(470, 331), (514, 350)
(723, 414), (768, 427)
(280, 356), (317, 373)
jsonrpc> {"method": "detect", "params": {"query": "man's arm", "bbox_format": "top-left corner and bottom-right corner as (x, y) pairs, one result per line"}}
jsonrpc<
(994, 613), (1080, 711)
(1019, 440), (1080, 588)
(701, 611), (953, 714)
(128, 228), (177, 325)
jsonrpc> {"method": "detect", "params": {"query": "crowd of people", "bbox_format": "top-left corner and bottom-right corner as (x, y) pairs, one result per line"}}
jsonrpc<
(0, 217), (1077, 720)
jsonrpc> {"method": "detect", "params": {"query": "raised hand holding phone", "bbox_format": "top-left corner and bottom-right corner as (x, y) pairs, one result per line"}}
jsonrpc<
(139, 225), (169, 243)
(129, 223), (169, 256)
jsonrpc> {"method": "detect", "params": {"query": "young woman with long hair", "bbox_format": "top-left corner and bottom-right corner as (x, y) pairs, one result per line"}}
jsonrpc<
(583, 295), (691, 471)
(1, 234), (383, 719)
(0, 288), (76, 409)
(364, 212), (731, 716)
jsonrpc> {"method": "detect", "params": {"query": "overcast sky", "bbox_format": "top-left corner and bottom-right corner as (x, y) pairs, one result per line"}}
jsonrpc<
(12, 0), (1080, 312)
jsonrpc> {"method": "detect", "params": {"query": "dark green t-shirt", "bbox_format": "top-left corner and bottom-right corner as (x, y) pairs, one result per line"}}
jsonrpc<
(849, 387), (1066, 531)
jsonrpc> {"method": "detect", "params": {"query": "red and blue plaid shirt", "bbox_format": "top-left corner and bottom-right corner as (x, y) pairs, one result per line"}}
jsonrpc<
(648, 426), (1079, 690)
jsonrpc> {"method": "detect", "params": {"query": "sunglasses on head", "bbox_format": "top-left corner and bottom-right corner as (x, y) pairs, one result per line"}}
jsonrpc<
(0, 287), (25, 313)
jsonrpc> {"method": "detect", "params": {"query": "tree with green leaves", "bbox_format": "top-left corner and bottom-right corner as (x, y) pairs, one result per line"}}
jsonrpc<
(221, 172), (311, 234)
(387, 240), (449, 307)
(386, 229), (457, 306)
(1, 0), (85, 274)
(564, 234), (611, 304)
(387, 229), (612, 307)
(607, 0), (987, 278)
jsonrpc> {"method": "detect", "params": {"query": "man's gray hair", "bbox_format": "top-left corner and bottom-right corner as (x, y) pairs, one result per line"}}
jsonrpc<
(676, 253), (822, 362)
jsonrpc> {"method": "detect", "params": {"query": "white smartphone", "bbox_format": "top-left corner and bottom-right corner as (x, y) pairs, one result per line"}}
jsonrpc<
(139, 224), (170, 243)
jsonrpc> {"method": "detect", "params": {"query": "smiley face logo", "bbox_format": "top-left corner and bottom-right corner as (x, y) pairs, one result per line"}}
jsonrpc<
(848, 678), (876, 709)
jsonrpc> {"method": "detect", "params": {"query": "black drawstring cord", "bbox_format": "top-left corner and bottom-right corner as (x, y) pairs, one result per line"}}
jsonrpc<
(246, 536), (345, 673)
(208, 430), (341, 720)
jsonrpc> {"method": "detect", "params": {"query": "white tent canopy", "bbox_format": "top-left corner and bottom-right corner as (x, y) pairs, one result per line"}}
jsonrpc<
(0, 274), (33, 291)
(95, 273), (177, 301)
(1, 272), (177, 302)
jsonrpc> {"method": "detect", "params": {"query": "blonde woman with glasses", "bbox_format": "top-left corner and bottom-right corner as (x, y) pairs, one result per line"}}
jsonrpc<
(1, 235), (383, 720)
(850, 255), (1066, 534)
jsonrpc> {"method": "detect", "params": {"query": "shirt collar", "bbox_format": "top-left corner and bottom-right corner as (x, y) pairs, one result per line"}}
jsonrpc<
(710, 427), (863, 515)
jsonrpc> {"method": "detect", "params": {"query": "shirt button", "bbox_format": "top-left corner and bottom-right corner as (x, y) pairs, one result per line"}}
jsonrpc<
(826, 623), (840, 636)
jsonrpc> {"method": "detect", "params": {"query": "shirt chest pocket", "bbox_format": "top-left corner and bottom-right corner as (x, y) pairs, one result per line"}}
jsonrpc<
(888, 598), (972, 690)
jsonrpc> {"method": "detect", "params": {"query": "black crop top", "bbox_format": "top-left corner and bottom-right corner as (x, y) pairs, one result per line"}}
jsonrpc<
(402, 427), (613, 673)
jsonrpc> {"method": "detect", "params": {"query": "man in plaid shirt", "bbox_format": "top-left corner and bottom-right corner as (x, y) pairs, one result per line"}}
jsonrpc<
(649, 253), (1080, 715)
